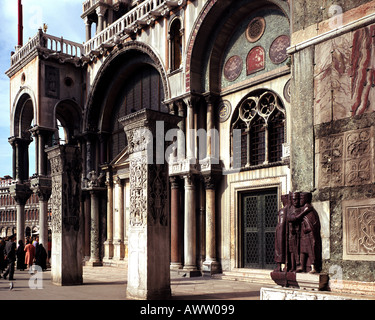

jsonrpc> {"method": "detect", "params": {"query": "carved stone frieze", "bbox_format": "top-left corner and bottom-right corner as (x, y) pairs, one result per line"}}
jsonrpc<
(129, 156), (148, 227)
(343, 199), (375, 261)
(47, 145), (82, 234)
(318, 127), (374, 188)
(149, 164), (168, 226)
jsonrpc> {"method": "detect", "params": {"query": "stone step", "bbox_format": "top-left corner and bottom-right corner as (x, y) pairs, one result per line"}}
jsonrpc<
(212, 269), (275, 285)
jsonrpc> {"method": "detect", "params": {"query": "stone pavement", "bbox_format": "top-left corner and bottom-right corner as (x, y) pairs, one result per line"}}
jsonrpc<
(0, 265), (264, 300)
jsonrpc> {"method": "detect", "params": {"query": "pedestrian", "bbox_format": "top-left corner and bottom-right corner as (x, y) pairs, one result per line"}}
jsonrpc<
(35, 243), (47, 271)
(0, 238), (6, 278)
(24, 238), (35, 273)
(3, 234), (17, 280)
(32, 236), (39, 248)
(16, 240), (26, 271)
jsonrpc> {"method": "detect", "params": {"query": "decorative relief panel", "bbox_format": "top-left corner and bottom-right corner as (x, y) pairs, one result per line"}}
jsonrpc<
(318, 128), (374, 188)
(224, 55), (243, 81)
(269, 35), (290, 64)
(149, 164), (168, 226)
(246, 46), (265, 75)
(246, 16), (266, 43)
(129, 156), (147, 227)
(343, 199), (375, 261)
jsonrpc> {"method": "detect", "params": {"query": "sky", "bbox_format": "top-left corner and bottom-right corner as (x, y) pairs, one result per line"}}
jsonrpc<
(0, 0), (84, 178)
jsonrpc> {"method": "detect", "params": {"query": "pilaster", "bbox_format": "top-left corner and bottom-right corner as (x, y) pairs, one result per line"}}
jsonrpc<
(46, 144), (83, 286)
(119, 109), (181, 300)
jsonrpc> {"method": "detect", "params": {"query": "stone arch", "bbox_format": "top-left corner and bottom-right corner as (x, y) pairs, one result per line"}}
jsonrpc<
(11, 86), (37, 139)
(84, 41), (170, 133)
(54, 99), (82, 144)
(185, 0), (290, 94)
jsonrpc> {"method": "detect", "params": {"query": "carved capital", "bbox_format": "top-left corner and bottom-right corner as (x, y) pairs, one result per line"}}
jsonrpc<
(9, 182), (32, 206)
(30, 175), (52, 201)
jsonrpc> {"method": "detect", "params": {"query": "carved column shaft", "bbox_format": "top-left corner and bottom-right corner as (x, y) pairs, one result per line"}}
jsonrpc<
(120, 109), (181, 300)
(46, 145), (83, 286)
(89, 190), (102, 266)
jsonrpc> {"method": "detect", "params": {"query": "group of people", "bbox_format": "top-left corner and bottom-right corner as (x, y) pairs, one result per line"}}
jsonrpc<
(0, 234), (48, 281)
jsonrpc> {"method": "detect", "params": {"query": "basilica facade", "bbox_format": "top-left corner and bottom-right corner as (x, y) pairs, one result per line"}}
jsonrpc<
(5, 0), (375, 298)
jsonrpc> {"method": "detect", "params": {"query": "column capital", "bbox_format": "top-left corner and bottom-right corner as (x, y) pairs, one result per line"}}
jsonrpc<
(9, 182), (32, 205)
(30, 175), (52, 201)
(170, 176), (180, 189)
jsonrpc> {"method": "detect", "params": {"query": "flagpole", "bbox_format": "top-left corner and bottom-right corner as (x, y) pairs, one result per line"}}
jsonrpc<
(18, 0), (23, 47)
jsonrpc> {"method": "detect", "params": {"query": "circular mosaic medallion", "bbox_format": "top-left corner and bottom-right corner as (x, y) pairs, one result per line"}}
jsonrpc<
(224, 55), (243, 82)
(246, 16), (266, 43)
(218, 100), (232, 123)
(269, 35), (290, 64)
(283, 79), (291, 103)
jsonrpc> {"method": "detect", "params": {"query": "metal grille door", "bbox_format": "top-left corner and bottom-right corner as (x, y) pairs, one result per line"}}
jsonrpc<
(242, 189), (278, 269)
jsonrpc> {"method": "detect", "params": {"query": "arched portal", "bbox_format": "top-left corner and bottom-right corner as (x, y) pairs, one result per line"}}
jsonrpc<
(84, 42), (170, 167)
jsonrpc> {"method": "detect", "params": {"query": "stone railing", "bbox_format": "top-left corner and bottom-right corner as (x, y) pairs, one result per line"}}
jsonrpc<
(10, 30), (83, 67)
(0, 179), (13, 188)
(84, 0), (185, 54)
(83, 0), (113, 13)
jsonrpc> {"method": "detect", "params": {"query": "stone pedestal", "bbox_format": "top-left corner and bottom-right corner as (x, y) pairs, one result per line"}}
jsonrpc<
(120, 109), (181, 300)
(260, 286), (369, 300)
(270, 270), (329, 291)
(46, 145), (83, 286)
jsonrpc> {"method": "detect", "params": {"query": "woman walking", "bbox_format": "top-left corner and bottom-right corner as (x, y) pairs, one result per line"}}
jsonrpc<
(24, 238), (35, 272)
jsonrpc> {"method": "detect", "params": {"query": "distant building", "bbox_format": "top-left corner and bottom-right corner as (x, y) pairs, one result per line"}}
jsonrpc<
(0, 176), (51, 238)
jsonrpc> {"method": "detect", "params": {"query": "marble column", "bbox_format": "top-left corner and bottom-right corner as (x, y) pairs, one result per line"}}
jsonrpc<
(170, 176), (182, 270)
(96, 6), (106, 33)
(202, 175), (221, 275)
(9, 183), (32, 244)
(46, 145), (83, 286)
(88, 190), (103, 266)
(183, 174), (199, 276)
(113, 177), (125, 261)
(120, 109), (180, 300)
(84, 17), (92, 42)
(104, 171), (114, 261)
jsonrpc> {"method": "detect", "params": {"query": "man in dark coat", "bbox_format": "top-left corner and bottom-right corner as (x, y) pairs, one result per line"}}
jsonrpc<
(3, 234), (17, 280)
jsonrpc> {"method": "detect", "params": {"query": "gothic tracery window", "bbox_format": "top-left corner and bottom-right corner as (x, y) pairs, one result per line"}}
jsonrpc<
(232, 91), (285, 168)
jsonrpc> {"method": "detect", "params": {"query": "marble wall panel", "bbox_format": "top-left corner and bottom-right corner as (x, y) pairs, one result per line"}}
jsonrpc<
(317, 127), (375, 188)
(313, 24), (375, 125)
(332, 33), (353, 120)
(314, 41), (333, 124)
